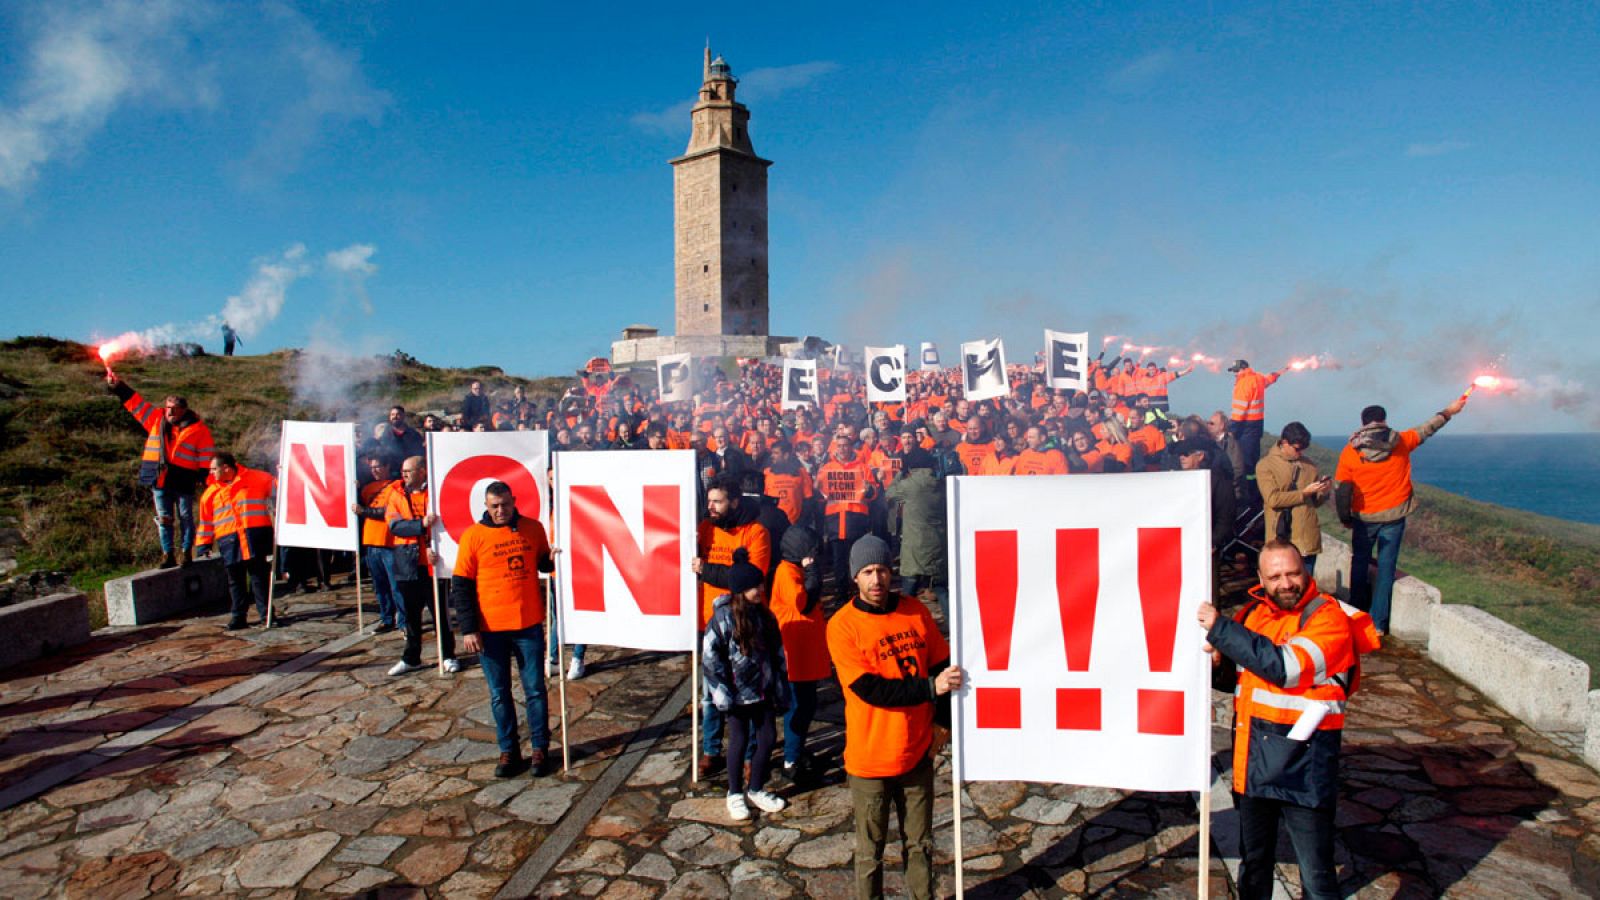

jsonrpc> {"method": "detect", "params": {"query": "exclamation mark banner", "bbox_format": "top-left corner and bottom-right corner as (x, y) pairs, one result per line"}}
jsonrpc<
(973, 530), (1021, 729)
(1054, 528), (1101, 731)
(1136, 527), (1185, 735)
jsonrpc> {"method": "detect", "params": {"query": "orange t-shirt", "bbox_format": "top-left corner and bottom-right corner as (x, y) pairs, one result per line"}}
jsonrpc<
(771, 560), (830, 682)
(956, 441), (995, 475)
(1012, 448), (1068, 476)
(827, 593), (949, 778)
(697, 518), (772, 627)
(980, 454), (1017, 476)
(453, 519), (551, 632)
(764, 466), (815, 525)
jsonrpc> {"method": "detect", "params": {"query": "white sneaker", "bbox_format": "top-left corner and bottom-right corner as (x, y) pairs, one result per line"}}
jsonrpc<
(567, 658), (586, 680)
(726, 792), (751, 822)
(746, 790), (787, 814)
(442, 658), (461, 674)
(388, 660), (423, 677)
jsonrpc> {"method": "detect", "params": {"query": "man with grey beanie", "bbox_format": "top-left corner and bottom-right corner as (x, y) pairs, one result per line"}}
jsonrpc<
(827, 535), (964, 900)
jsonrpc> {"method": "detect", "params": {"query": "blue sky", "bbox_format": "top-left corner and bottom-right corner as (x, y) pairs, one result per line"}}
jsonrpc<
(2, 1), (1597, 432)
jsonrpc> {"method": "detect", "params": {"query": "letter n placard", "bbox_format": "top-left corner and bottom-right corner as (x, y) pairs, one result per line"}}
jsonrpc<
(275, 421), (358, 552)
(554, 450), (697, 652)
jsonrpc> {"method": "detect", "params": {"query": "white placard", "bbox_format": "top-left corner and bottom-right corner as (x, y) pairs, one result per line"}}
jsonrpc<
(920, 341), (941, 371)
(864, 345), (907, 403)
(782, 358), (819, 410)
(275, 421), (358, 551)
(1045, 329), (1090, 392)
(658, 352), (693, 404)
(426, 430), (550, 576)
(961, 337), (1010, 401)
(950, 471), (1211, 792)
(553, 450), (697, 651)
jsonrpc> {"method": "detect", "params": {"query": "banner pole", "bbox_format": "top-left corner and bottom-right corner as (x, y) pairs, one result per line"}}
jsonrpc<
(431, 572), (446, 676)
(1198, 782), (1212, 899)
(948, 477), (965, 900)
(557, 576), (570, 775)
(691, 639), (701, 784)
(264, 550), (278, 629)
(354, 545), (366, 635)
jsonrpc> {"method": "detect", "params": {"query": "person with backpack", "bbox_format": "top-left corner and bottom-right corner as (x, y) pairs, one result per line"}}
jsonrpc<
(702, 550), (790, 821)
(1197, 540), (1381, 900)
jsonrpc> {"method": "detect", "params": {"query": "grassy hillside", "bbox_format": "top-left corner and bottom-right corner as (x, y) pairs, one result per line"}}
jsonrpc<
(1302, 440), (1600, 688)
(0, 336), (569, 618)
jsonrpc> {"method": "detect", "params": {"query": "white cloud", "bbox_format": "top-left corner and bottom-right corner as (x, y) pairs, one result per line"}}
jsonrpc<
(237, 2), (390, 185)
(630, 59), (838, 134)
(325, 242), (378, 313)
(737, 60), (839, 101)
(1106, 49), (1176, 94)
(0, 0), (216, 194)
(1405, 140), (1471, 158)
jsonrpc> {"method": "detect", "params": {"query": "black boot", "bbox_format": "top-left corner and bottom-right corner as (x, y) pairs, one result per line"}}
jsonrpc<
(158, 552), (177, 570)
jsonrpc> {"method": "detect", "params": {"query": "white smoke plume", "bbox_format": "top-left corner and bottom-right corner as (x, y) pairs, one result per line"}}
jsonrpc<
(325, 243), (377, 314)
(290, 245), (396, 422)
(94, 243), (310, 360)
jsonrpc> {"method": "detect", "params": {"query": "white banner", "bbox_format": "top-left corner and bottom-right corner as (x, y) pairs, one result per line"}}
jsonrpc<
(864, 345), (907, 403)
(961, 337), (1010, 401)
(1045, 330), (1090, 392)
(920, 341), (940, 371)
(274, 421), (358, 552)
(949, 471), (1212, 792)
(658, 352), (693, 404)
(426, 431), (550, 576)
(554, 450), (697, 652)
(782, 358), (819, 410)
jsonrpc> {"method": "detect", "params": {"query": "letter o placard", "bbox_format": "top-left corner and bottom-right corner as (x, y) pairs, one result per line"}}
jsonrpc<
(438, 455), (543, 543)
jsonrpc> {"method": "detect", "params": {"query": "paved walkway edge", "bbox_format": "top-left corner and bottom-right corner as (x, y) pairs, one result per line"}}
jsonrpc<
(496, 675), (693, 899)
(0, 626), (375, 812)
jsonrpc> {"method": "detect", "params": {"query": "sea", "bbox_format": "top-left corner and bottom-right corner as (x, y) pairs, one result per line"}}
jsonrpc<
(1314, 433), (1600, 526)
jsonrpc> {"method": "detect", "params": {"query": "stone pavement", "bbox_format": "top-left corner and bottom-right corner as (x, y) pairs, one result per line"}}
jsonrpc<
(0, 580), (1598, 898)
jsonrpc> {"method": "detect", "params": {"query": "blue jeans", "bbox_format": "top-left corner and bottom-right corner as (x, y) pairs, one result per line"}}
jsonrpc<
(478, 624), (549, 754)
(152, 487), (195, 554)
(1350, 518), (1406, 633)
(1230, 419), (1265, 475)
(364, 546), (404, 629)
(783, 680), (819, 766)
(702, 698), (724, 757)
(1236, 792), (1339, 899)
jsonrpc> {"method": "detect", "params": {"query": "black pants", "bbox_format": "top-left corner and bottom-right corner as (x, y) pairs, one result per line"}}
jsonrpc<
(725, 703), (776, 795)
(1235, 792), (1339, 900)
(398, 577), (455, 666)
(226, 557), (272, 624)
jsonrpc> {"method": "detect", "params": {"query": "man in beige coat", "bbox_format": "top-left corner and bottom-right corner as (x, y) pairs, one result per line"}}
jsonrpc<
(1256, 422), (1332, 571)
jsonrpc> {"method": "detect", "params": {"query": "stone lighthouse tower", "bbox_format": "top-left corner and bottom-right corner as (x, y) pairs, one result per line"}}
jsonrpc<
(671, 49), (772, 337)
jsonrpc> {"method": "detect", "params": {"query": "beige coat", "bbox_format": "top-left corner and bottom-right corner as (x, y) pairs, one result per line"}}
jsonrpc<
(1256, 445), (1324, 556)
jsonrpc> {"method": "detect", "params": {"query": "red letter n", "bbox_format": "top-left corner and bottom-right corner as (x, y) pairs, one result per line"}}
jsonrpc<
(286, 444), (347, 528)
(569, 485), (681, 615)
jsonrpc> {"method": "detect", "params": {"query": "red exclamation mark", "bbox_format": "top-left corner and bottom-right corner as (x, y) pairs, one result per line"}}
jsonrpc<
(1137, 527), (1185, 735)
(973, 530), (1021, 729)
(1054, 528), (1101, 730)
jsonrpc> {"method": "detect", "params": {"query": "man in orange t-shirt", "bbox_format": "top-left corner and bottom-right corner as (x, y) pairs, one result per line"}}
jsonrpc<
(827, 536), (963, 900)
(450, 481), (556, 777)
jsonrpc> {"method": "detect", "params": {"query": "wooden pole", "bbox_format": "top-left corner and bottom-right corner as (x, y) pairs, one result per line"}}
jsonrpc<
(431, 572), (446, 676)
(264, 550), (278, 629)
(354, 547), (366, 635)
(691, 640), (701, 784)
(948, 477), (965, 900)
(1198, 784), (1212, 900)
(556, 575), (570, 774)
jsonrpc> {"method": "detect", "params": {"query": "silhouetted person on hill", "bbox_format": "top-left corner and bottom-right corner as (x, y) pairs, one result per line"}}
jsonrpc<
(221, 322), (239, 356)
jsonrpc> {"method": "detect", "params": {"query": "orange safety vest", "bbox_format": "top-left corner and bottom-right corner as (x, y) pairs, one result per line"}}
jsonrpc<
(358, 480), (396, 547)
(817, 457), (877, 527)
(384, 486), (434, 578)
(196, 466), (275, 563)
(1334, 431), (1423, 517)
(122, 391), (215, 488)
(1231, 369), (1279, 422)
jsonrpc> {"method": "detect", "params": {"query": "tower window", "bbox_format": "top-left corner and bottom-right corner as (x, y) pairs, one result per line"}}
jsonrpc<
(703, 303), (709, 312)
(703, 264), (708, 273)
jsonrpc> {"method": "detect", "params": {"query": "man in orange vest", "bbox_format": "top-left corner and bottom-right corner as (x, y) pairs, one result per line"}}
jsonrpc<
(385, 456), (459, 676)
(451, 481), (556, 778)
(195, 452), (276, 630)
(1198, 541), (1377, 900)
(1334, 395), (1468, 634)
(1227, 359), (1286, 475)
(107, 372), (215, 569)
